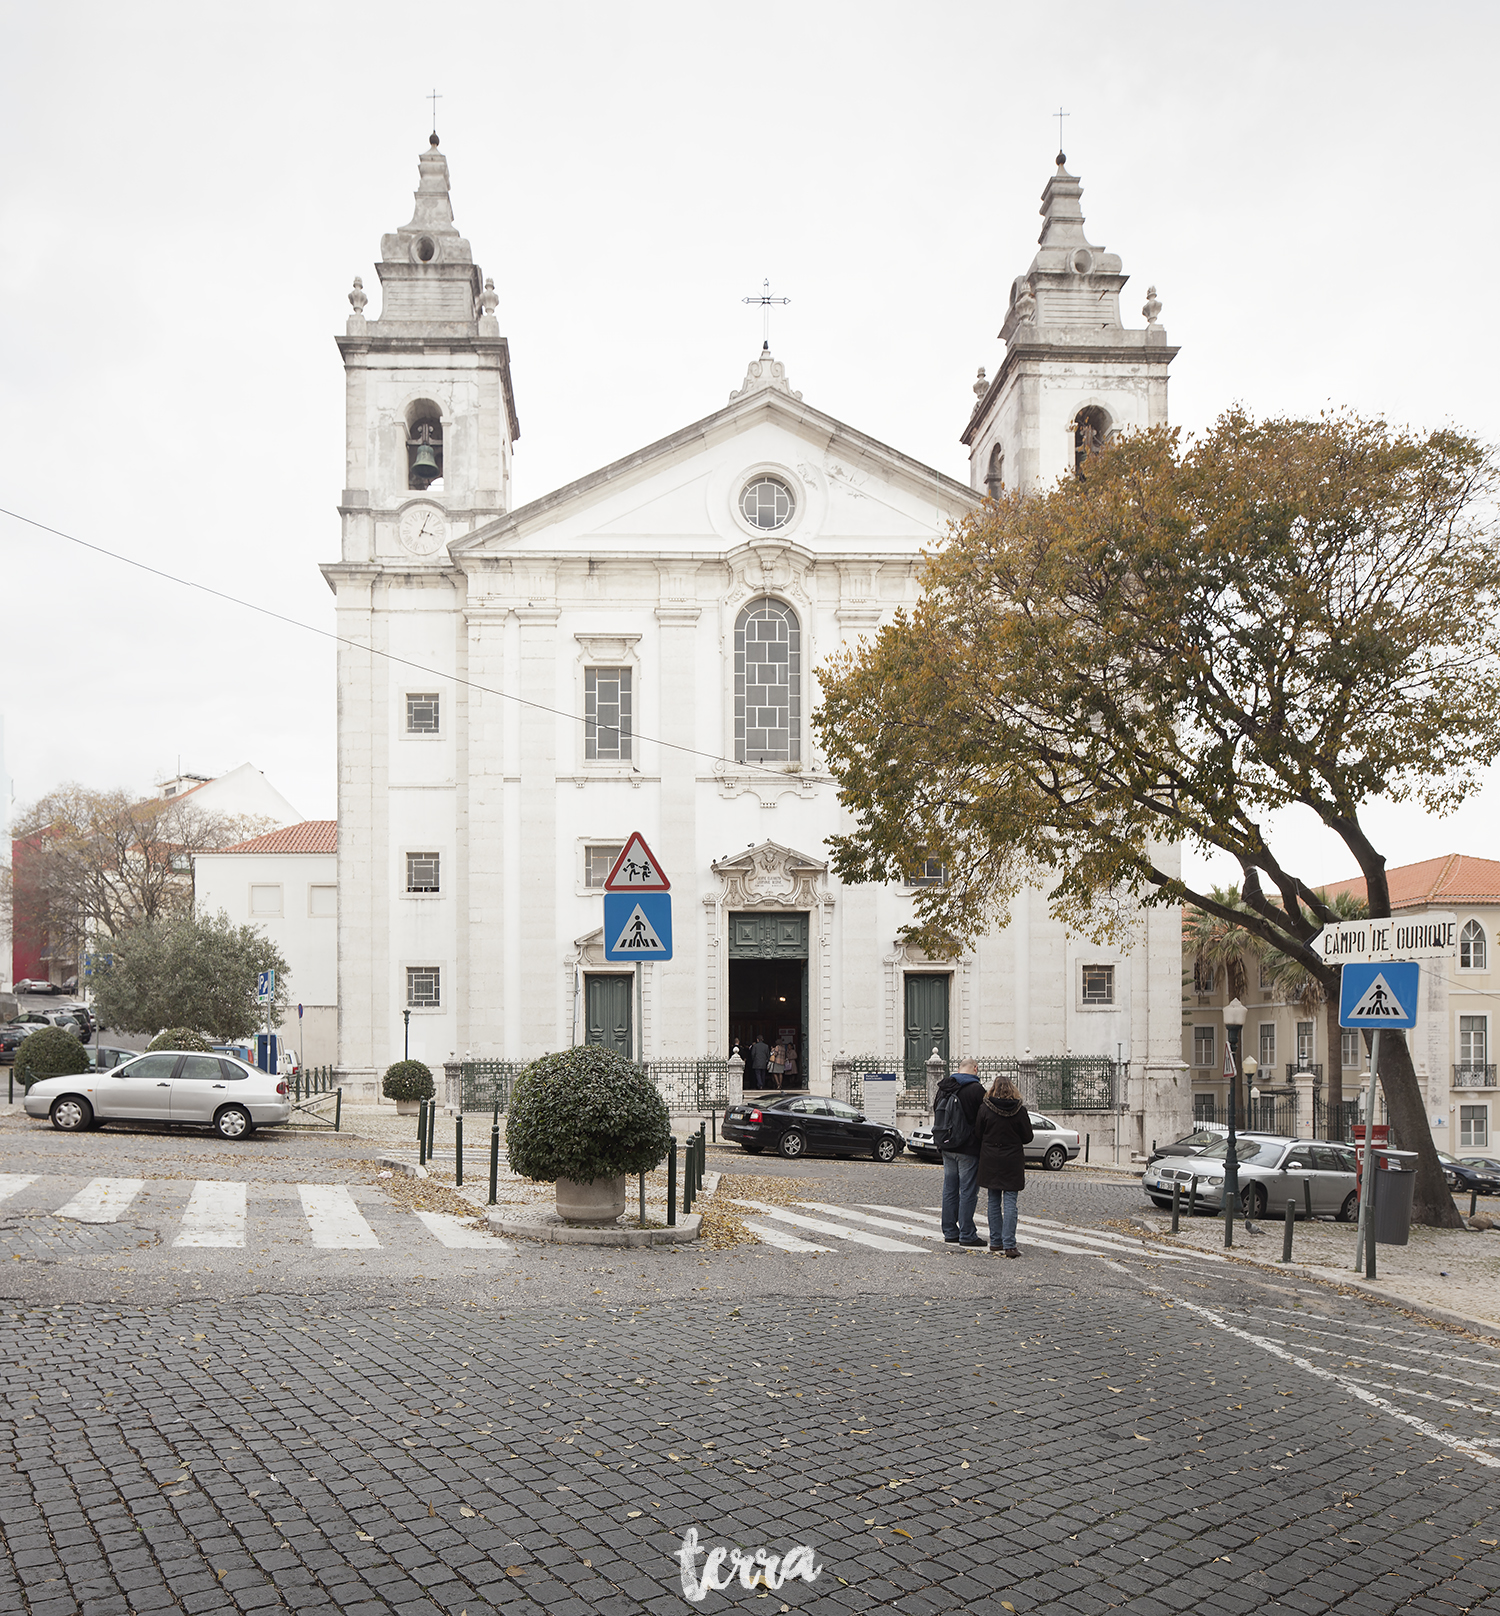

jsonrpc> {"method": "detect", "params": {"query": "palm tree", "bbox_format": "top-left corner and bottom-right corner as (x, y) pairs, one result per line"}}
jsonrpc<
(1185, 885), (1258, 1002)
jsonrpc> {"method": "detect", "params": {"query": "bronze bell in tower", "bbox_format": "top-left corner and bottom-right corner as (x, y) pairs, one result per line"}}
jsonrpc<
(410, 442), (440, 482)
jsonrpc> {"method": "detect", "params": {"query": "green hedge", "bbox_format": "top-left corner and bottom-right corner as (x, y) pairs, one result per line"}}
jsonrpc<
(505, 1046), (671, 1183)
(147, 1028), (213, 1053)
(15, 1026), (90, 1089)
(383, 1060), (435, 1102)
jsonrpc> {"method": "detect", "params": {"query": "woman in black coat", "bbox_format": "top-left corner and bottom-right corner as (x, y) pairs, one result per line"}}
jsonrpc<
(971, 1075), (1034, 1255)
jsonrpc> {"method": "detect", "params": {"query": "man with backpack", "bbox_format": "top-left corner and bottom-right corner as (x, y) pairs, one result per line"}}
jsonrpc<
(933, 1058), (986, 1246)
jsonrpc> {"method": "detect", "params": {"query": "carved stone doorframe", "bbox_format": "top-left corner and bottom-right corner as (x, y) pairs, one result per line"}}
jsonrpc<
(705, 841), (835, 1093)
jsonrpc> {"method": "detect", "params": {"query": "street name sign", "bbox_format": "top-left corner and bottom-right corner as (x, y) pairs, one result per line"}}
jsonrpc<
(1316, 911), (1457, 965)
(603, 892), (674, 960)
(604, 834), (670, 891)
(1338, 961), (1420, 1029)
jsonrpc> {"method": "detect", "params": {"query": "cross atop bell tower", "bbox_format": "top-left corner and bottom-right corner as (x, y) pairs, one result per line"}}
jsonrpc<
(333, 138), (520, 567)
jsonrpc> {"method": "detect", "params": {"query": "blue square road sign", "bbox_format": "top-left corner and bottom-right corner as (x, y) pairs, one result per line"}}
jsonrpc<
(1338, 961), (1420, 1029)
(603, 892), (673, 961)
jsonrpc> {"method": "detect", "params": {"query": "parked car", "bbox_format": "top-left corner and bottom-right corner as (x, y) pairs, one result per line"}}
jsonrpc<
(887, 1110), (1079, 1169)
(14, 979), (60, 995)
(0, 1025), (27, 1064)
(23, 1051), (292, 1139)
(1437, 1152), (1500, 1196)
(723, 1094), (905, 1162)
(1457, 1155), (1500, 1190)
(1142, 1135), (1360, 1220)
(1147, 1126), (1229, 1165)
(88, 1045), (139, 1072)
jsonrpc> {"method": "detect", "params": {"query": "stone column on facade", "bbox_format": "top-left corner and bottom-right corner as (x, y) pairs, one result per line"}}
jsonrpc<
(1138, 850), (1193, 1156)
(517, 599), (560, 1055)
(654, 580), (700, 1058)
(462, 603), (510, 1054)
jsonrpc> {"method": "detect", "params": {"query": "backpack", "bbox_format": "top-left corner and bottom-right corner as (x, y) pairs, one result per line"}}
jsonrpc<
(932, 1085), (975, 1151)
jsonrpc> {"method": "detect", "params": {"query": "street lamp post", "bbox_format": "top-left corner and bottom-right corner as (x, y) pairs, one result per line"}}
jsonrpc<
(1222, 997), (1247, 1249)
(403, 1008), (411, 1063)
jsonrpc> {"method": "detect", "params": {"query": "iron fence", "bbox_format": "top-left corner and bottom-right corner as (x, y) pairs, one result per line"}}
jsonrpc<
(1454, 1064), (1497, 1088)
(1285, 1063), (1323, 1084)
(833, 1054), (1123, 1113)
(291, 1065), (338, 1101)
(1193, 1093), (1217, 1124)
(646, 1059), (729, 1114)
(459, 1059), (527, 1113)
(1244, 1093), (1298, 1135)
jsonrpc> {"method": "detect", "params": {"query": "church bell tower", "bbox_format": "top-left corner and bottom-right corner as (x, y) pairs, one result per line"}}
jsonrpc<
(336, 135), (519, 566)
(962, 152), (1175, 495)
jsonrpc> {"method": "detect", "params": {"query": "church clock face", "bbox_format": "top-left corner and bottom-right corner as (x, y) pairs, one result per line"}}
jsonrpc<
(398, 504), (446, 556)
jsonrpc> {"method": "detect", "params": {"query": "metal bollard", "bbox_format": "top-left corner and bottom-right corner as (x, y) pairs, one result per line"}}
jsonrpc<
(489, 1106), (500, 1206)
(1305, 1179), (1313, 1220)
(698, 1124), (707, 1190)
(334, 1088), (343, 1133)
(1471, 1188), (1479, 1218)
(1188, 1176), (1199, 1217)
(418, 1100), (428, 1167)
(711, 1110), (717, 1144)
(1365, 1167), (1378, 1280)
(427, 1097), (437, 1160)
(667, 1142), (677, 1227)
(1084, 1133), (1090, 1164)
(1282, 1201), (1296, 1263)
(683, 1143), (694, 1215)
(639, 1171), (647, 1227)
(455, 1115), (464, 1187)
(1171, 1181), (1180, 1233)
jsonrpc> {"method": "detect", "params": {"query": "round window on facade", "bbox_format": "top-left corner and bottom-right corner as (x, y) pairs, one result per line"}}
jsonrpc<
(739, 476), (795, 531)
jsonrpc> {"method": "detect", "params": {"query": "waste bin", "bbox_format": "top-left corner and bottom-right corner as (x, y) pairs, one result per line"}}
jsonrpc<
(1372, 1149), (1418, 1246)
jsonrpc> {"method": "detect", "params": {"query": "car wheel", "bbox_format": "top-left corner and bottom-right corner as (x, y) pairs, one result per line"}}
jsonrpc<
(778, 1130), (806, 1160)
(1044, 1145), (1068, 1172)
(50, 1096), (93, 1132)
(1338, 1190), (1358, 1223)
(1240, 1183), (1267, 1217)
(214, 1105), (253, 1141)
(873, 1137), (900, 1163)
(740, 1144), (763, 1154)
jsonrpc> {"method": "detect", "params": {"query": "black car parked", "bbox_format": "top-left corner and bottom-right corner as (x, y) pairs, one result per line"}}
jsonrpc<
(1439, 1153), (1500, 1196)
(723, 1094), (906, 1162)
(0, 1025), (27, 1064)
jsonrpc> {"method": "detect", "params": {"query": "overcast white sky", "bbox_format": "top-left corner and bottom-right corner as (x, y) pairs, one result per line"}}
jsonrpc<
(2, 1), (1496, 894)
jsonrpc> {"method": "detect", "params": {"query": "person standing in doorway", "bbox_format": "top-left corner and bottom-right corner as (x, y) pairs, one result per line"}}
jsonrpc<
(973, 1072), (1034, 1255)
(933, 1058), (985, 1247)
(748, 1036), (771, 1090)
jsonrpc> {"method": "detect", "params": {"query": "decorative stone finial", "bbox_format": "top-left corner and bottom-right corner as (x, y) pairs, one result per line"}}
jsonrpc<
(348, 276), (367, 315)
(429, 132), (440, 148)
(1056, 150), (1067, 169)
(729, 347), (802, 404)
(1142, 284), (1162, 325)
(480, 276), (499, 316)
(973, 365), (988, 399)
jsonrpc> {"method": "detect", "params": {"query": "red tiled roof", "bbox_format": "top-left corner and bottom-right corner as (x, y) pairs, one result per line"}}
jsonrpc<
(214, 820), (338, 856)
(1321, 854), (1500, 910)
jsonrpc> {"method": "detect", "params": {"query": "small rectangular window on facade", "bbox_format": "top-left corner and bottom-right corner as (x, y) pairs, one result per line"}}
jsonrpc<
(1341, 1030), (1362, 1070)
(1259, 1024), (1276, 1068)
(407, 692), (441, 734)
(249, 883), (282, 917)
(1460, 1015), (1488, 1068)
(585, 667), (633, 762)
(1081, 964), (1114, 1005)
(309, 884), (337, 918)
(585, 844), (623, 888)
(1193, 1026), (1215, 1068)
(1295, 1021), (1315, 1066)
(406, 966), (441, 1009)
(1460, 1104), (1489, 1149)
(905, 856), (946, 887)
(406, 852), (441, 894)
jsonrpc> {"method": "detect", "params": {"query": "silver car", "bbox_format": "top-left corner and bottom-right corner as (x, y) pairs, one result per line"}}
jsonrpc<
(1143, 1135), (1359, 1221)
(907, 1112), (1080, 1170)
(24, 1050), (291, 1140)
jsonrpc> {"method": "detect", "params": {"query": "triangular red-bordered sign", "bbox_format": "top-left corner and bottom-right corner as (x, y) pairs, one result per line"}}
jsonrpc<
(604, 833), (670, 891)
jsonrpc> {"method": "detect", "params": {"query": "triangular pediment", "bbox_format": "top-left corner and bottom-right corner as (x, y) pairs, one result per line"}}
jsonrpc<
(712, 841), (830, 908)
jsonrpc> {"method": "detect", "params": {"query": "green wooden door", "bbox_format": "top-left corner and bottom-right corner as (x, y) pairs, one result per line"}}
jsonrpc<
(904, 974), (950, 1069)
(584, 975), (632, 1056)
(728, 912), (809, 959)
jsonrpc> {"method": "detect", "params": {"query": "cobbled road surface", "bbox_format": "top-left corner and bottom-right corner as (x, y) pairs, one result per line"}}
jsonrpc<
(1, 1118), (1497, 1614)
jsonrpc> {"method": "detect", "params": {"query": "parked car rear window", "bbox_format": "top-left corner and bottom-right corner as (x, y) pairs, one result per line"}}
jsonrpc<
(177, 1055), (223, 1081)
(217, 1060), (249, 1082)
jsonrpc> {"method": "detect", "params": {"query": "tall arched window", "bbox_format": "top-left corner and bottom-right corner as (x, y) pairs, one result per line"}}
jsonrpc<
(1072, 406), (1112, 477)
(984, 444), (1004, 498)
(1460, 919), (1488, 970)
(735, 598), (801, 764)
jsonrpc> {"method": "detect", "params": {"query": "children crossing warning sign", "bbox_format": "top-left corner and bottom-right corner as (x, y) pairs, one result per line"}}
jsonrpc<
(1338, 961), (1419, 1029)
(604, 834), (670, 891)
(603, 892), (673, 960)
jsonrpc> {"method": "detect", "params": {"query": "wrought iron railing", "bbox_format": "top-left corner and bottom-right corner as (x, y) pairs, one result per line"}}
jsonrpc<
(1285, 1063), (1323, 1084)
(458, 1059), (526, 1113)
(833, 1054), (1124, 1113)
(1193, 1093), (1217, 1124)
(290, 1065), (339, 1100)
(1453, 1064), (1497, 1088)
(647, 1059), (729, 1113)
(1245, 1093), (1297, 1135)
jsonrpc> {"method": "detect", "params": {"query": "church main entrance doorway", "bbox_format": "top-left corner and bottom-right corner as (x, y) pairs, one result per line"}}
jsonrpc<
(728, 912), (808, 1090)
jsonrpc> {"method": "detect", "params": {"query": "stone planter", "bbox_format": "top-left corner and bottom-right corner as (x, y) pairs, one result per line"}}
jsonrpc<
(394, 1099), (421, 1116)
(555, 1174), (628, 1225)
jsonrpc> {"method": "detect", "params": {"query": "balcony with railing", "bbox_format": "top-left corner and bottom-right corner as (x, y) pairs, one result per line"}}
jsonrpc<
(1453, 1064), (1497, 1088)
(1285, 1063), (1322, 1084)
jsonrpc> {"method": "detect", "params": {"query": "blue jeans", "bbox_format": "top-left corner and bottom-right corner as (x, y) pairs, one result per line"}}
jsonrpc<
(941, 1152), (980, 1241)
(986, 1189), (1019, 1250)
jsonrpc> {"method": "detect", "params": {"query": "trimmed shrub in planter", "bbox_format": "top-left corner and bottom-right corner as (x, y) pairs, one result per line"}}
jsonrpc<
(506, 1045), (671, 1184)
(147, 1028), (213, 1053)
(15, 1026), (90, 1090)
(383, 1060), (435, 1104)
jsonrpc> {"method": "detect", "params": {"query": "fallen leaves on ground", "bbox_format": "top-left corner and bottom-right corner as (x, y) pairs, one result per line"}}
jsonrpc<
(362, 1162), (489, 1224)
(697, 1173), (828, 1249)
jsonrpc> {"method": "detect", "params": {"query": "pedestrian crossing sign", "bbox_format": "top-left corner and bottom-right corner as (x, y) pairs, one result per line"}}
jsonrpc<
(603, 891), (673, 960)
(1338, 960), (1419, 1028)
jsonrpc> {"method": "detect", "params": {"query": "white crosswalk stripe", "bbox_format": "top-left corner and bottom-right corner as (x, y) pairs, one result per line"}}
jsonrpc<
(54, 1178), (145, 1223)
(412, 1210), (511, 1250)
(730, 1199), (929, 1253)
(299, 1184), (381, 1249)
(794, 1202), (950, 1242)
(740, 1219), (833, 1253)
(173, 1181), (246, 1248)
(0, 1174), (38, 1205)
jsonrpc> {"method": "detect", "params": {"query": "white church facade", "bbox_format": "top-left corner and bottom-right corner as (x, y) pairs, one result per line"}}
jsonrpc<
(323, 137), (1189, 1151)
